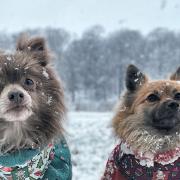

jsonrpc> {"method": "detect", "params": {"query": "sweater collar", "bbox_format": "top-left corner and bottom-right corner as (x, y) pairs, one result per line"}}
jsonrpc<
(0, 144), (55, 180)
(119, 140), (180, 167)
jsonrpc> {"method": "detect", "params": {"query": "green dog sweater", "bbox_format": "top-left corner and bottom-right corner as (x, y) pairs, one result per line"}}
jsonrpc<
(0, 139), (72, 180)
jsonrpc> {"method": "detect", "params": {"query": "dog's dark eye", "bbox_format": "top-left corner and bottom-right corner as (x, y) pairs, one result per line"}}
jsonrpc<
(147, 94), (160, 102)
(24, 78), (34, 86)
(174, 93), (180, 100)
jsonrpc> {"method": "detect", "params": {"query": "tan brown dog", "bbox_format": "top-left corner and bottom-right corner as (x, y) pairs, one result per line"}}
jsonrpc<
(103, 65), (180, 180)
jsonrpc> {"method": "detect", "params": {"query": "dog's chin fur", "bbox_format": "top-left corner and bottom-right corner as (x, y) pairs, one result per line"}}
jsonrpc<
(3, 109), (33, 122)
(113, 107), (180, 154)
(0, 110), (64, 154)
(0, 35), (66, 154)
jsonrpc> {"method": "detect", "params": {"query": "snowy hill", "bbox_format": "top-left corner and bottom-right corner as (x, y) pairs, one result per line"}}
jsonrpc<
(66, 112), (118, 180)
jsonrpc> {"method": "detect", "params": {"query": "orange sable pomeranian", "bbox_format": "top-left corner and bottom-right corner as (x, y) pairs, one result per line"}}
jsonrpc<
(103, 65), (180, 180)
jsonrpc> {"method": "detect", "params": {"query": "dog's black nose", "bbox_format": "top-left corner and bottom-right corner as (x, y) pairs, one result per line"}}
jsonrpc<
(167, 101), (179, 110)
(160, 100), (179, 116)
(8, 91), (24, 104)
(152, 100), (180, 131)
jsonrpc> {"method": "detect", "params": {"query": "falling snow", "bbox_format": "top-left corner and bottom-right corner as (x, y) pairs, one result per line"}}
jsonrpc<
(6, 56), (12, 61)
(47, 96), (52, 105)
(119, 105), (126, 112)
(66, 112), (116, 180)
(42, 68), (49, 79)
(134, 78), (139, 82)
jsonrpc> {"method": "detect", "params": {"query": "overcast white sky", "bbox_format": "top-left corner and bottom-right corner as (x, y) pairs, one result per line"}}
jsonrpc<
(0, 0), (179, 35)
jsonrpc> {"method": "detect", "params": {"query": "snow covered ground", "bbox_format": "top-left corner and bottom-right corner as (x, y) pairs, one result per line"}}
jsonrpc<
(66, 112), (118, 180)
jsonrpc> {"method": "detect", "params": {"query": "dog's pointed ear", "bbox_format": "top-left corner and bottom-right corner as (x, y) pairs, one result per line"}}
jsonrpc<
(126, 64), (147, 92)
(170, 67), (180, 81)
(16, 34), (50, 66)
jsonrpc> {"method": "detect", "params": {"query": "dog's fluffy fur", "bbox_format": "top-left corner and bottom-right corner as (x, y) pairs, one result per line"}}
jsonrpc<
(113, 65), (180, 154)
(0, 35), (65, 154)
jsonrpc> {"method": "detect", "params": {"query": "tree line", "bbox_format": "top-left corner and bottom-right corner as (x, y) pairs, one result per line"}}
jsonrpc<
(0, 26), (180, 110)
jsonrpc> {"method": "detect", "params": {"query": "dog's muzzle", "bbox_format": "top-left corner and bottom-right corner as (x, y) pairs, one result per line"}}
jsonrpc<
(152, 100), (180, 131)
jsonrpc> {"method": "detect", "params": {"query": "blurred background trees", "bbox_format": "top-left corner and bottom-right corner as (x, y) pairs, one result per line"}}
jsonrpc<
(0, 26), (180, 111)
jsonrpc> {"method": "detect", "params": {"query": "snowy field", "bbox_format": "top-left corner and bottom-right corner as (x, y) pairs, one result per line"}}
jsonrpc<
(66, 112), (118, 180)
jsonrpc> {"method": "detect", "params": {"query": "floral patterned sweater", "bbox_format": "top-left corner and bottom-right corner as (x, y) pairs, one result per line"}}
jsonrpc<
(0, 139), (72, 180)
(102, 142), (180, 180)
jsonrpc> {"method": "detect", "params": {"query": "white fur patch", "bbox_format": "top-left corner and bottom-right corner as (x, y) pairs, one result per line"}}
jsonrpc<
(3, 108), (32, 122)
(0, 84), (32, 122)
